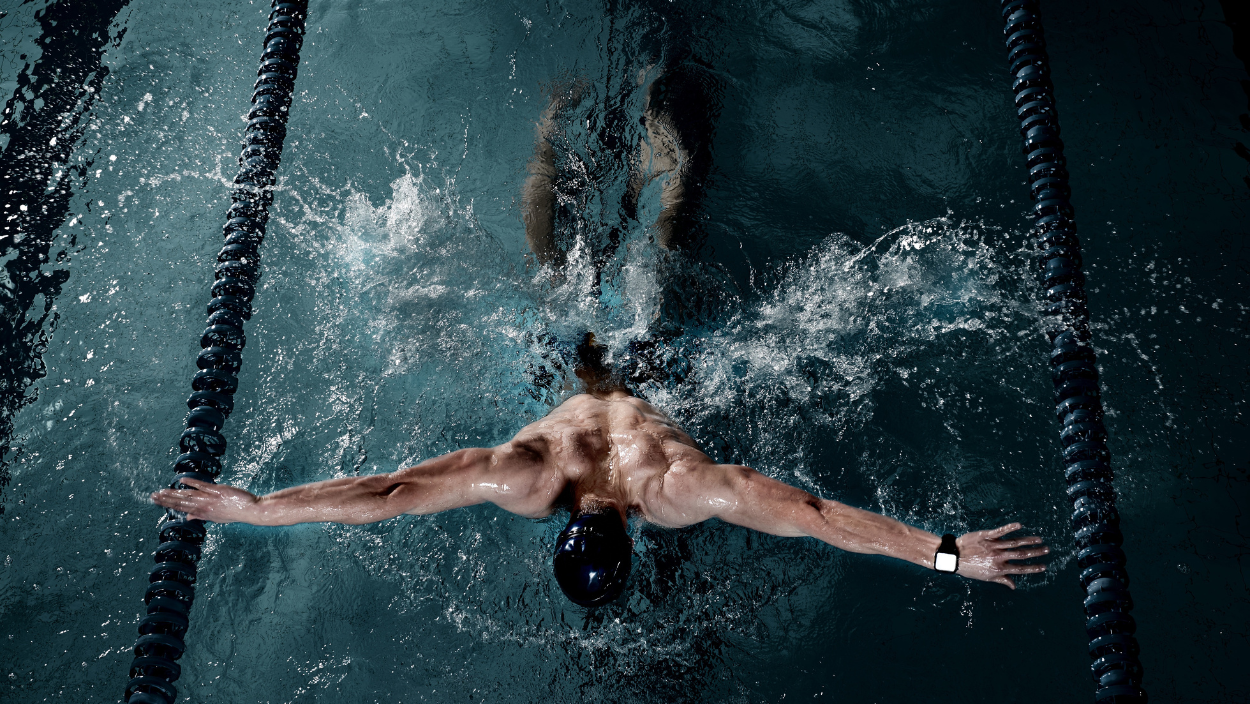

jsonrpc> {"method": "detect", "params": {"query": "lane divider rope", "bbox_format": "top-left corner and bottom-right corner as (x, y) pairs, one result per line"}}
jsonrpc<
(123, 2), (308, 702)
(997, 2), (1147, 702)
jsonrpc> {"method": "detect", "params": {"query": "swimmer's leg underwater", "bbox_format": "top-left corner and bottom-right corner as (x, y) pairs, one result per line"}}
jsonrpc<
(518, 54), (723, 392)
(623, 52), (721, 255)
(520, 53), (722, 295)
(521, 80), (587, 269)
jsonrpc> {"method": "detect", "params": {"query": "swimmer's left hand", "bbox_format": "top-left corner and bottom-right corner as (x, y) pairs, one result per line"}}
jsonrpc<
(151, 478), (259, 524)
(956, 522), (1049, 589)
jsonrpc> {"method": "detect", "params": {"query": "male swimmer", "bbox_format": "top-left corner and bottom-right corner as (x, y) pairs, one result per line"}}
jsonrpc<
(153, 63), (1049, 607)
(154, 334), (1048, 606)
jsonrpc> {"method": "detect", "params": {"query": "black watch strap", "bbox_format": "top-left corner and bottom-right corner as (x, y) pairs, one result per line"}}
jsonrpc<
(934, 533), (959, 573)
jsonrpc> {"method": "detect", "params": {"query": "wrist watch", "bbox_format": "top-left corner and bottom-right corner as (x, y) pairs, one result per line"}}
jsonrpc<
(934, 534), (960, 573)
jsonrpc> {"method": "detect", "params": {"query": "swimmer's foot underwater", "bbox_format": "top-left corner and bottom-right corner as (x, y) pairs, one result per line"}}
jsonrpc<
(153, 345), (1050, 606)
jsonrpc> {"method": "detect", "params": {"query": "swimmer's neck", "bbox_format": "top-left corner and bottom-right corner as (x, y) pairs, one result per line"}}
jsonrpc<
(580, 388), (633, 402)
(572, 491), (628, 523)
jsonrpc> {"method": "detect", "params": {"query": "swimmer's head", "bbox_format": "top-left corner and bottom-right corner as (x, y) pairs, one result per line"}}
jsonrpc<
(552, 507), (632, 607)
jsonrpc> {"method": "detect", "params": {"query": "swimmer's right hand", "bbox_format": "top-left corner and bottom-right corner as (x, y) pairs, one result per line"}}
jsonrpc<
(151, 478), (259, 524)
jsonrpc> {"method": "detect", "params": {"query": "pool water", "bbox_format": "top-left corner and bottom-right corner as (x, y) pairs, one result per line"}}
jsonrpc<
(2, 0), (1248, 702)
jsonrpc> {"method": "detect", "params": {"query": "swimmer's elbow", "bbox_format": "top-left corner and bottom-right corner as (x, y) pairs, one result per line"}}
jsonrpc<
(361, 473), (421, 517)
(791, 494), (832, 537)
(801, 495), (827, 520)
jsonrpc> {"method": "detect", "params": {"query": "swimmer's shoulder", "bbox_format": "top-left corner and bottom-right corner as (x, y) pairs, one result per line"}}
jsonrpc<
(545, 393), (604, 416)
(511, 400), (605, 448)
(495, 436), (547, 462)
(620, 396), (686, 431)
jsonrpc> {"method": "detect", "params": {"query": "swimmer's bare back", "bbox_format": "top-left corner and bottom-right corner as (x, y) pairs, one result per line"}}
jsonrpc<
(153, 393), (1049, 588)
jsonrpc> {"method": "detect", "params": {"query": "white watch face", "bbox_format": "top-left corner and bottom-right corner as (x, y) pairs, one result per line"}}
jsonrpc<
(935, 552), (958, 573)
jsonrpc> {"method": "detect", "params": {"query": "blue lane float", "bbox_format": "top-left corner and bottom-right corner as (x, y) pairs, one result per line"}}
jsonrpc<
(997, 1), (1147, 702)
(123, 2), (308, 703)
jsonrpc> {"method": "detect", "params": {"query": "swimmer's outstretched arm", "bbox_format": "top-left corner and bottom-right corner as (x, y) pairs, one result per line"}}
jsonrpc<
(662, 463), (1049, 589)
(150, 442), (559, 526)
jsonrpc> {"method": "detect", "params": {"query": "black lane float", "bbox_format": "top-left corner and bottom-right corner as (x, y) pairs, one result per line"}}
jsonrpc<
(997, 1), (1147, 702)
(123, 2), (309, 703)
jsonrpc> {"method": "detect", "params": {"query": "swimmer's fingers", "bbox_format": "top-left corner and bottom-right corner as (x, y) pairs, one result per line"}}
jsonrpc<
(986, 522), (1024, 539)
(153, 482), (258, 524)
(150, 488), (177, 506)
(149, 478), (219, 503)
(176, 477), (230, 496)
(152, 488), (209, 507)
(151, 489), (211, 513)
(991, 560), (1044, 589)
(162, 479), (256, 504)
(1002, 546), (1049, 561)
(151, 489), (234, 523)
(995, 536), (1045, 549)
(1001, 563), (1047, 576)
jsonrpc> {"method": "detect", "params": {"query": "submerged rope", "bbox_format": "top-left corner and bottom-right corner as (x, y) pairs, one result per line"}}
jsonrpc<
(123, 2), (308, 702)
(997, 1), (1147, 702)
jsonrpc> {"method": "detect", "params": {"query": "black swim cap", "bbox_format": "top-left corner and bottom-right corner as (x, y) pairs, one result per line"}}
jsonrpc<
(553, 509), (632, 607)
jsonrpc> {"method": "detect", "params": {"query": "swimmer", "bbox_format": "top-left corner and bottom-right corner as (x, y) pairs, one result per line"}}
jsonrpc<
(155, 57), (1047, 607)
(152, 335), (1049, 607)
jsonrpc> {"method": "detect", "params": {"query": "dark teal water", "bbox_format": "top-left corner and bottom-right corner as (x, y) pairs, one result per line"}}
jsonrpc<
(1, 0), (1247, 702)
